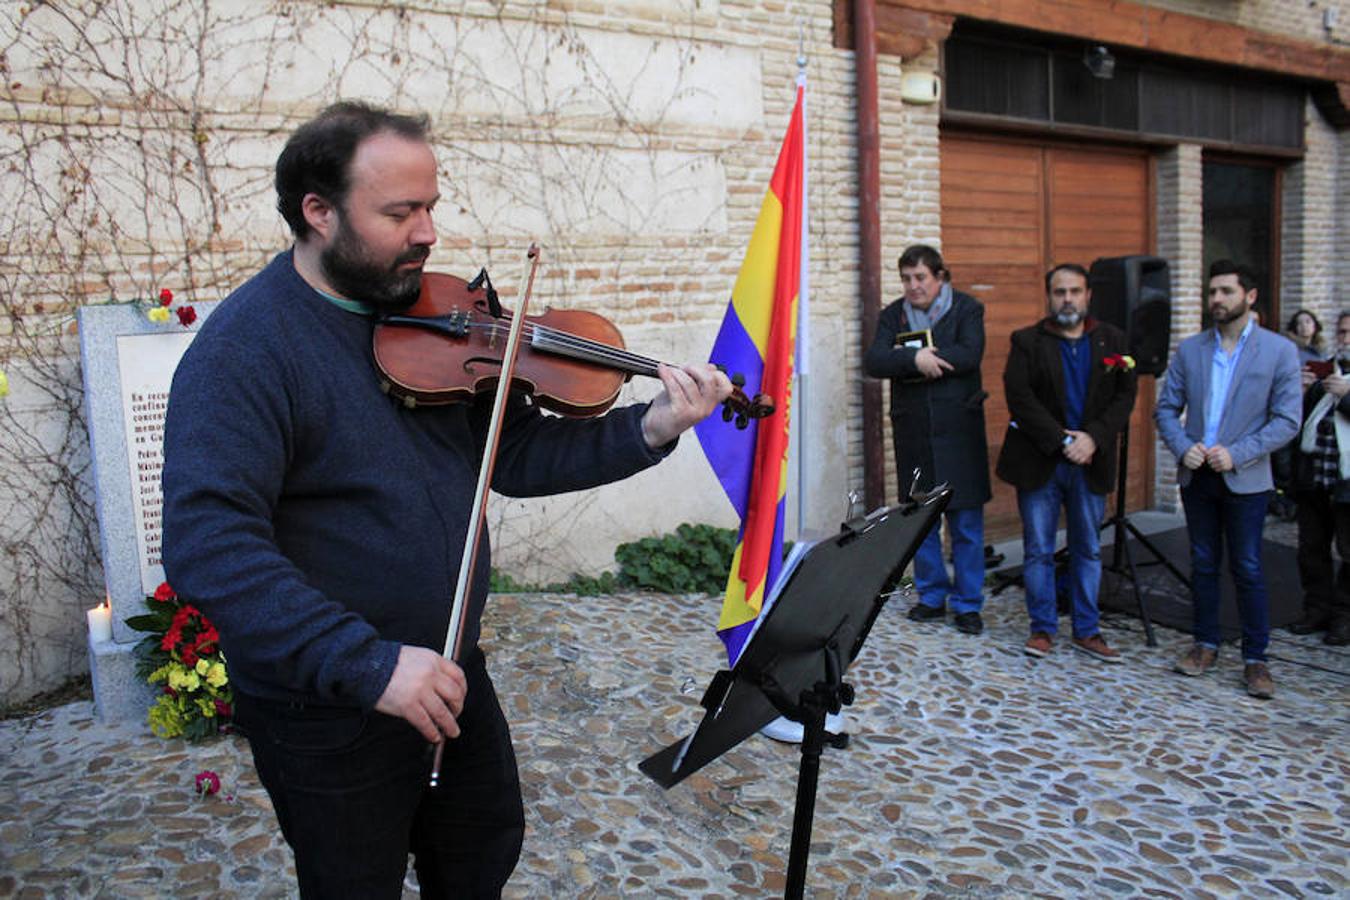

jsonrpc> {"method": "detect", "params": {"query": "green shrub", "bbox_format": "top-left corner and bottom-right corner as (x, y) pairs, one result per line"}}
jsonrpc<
(488, 522), (744, 595)
(613, 523), (739, 594)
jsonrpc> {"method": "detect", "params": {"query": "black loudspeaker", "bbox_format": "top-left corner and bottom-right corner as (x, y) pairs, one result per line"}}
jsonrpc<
(1088, 255), (1171, 376)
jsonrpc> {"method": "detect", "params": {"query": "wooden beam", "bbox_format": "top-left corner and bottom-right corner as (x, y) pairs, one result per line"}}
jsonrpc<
(836, 3), (953, 61)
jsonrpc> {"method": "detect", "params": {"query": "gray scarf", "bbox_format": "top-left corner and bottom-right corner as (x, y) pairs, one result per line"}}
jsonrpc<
(904, 282), (953, 331)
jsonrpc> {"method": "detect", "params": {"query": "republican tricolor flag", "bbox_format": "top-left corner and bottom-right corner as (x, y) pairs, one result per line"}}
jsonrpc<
(696, 83), (805, 665)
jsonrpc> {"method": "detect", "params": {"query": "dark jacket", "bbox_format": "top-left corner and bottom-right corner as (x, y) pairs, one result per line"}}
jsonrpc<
(864, 290), (991, 510)
(1288, 376), (1350, 503)
(995, 317), (1137, 495)
(162, 251), (666, 708)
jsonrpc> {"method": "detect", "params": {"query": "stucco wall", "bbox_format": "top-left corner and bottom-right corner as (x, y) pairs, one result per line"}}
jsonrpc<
(0, 0), (862, 705)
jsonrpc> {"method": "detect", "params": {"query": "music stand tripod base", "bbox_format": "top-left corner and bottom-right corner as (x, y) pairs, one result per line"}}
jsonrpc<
(639, 491), (949, 899)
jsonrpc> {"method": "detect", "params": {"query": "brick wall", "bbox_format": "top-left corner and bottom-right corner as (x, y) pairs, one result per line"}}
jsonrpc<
(1282, 98), (1343, 339)
(1153, 144), (1206, 513)
(0, 0), (871, 705)
(1151, 0), (1347, 43)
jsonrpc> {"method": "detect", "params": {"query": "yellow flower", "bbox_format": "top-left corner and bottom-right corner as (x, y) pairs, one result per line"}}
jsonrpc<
(206, 661), (228, 688)
(169, 666), (200, 692)
(196, 658), (210, 676)
(147, 306), (171, 323)
(0, 368), (8, 398)
(1122, 355), (1137, 370)
(148, 699), (185, 739)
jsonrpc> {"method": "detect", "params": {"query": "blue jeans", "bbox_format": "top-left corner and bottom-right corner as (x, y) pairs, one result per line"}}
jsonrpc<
(234, 648), (524, 898)
(1180, 467), (1272, 662)
(913, 505), (985, 613)
(1017, 462), (1106, 638)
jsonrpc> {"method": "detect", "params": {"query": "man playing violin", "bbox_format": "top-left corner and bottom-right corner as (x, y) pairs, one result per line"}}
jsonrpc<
(161, 101), (731, 898)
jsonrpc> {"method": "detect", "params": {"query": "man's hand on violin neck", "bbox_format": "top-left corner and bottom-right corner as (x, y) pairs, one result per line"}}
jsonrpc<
(641, 363), (734, 448)
(375, 645), (467, 743)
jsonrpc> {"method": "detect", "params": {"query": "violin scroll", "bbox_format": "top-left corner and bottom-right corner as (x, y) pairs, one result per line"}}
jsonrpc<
(716, 368), (775, 430)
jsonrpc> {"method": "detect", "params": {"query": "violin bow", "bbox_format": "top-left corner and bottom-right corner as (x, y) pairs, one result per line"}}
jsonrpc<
(429, 242), (541, 787)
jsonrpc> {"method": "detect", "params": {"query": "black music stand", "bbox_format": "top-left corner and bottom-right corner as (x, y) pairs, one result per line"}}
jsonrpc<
(639, 488), (949, 899)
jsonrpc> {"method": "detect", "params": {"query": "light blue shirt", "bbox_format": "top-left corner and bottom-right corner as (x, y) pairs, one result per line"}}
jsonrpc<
(1203, 318), (1255, 447)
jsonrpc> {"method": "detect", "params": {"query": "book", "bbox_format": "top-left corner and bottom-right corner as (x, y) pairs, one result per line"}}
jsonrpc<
(893, 329), (933, 382)
(893, 328), (932, 351)
(1306, 359), (1334, 379)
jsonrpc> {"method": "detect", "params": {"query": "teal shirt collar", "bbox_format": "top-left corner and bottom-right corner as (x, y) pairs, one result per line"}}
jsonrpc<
(315, 288), (378, 317)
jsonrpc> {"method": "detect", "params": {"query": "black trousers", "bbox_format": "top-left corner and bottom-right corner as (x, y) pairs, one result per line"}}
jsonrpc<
(1295, 490), (1350, 622)
(234, 648), (524, 899)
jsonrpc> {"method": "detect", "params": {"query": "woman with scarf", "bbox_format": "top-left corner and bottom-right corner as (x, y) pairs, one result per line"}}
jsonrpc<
(865, 244), (992, 635)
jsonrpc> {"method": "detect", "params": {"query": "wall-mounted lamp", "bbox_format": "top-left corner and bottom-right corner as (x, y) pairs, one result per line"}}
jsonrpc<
(1084, 45), (1116, 79)
(900, 71), (942, 105)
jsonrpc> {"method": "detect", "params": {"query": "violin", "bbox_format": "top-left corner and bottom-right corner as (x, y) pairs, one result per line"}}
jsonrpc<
(372, 270), (774, 428)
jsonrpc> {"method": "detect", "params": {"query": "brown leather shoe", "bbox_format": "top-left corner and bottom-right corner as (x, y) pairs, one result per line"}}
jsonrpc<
(1023, 632), (1053, 658)
(1174, 644), (1217, 676)
(1072, 633), (1122, 663)
(1243, 662), (1275, 699)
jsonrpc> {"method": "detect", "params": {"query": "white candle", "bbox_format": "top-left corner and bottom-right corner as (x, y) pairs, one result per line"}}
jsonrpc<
(87, 602), (113, 643)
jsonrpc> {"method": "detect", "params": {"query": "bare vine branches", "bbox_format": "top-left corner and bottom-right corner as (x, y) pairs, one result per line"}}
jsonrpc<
(0, 0), (727, 704)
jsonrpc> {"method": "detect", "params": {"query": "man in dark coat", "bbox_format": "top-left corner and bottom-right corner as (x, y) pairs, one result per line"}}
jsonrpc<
(865, 244), (991, 634)
(996, 264), (1137, 661)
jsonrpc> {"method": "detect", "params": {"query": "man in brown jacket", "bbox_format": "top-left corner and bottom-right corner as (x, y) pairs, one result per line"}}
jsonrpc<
(996, 264), (1137, 661)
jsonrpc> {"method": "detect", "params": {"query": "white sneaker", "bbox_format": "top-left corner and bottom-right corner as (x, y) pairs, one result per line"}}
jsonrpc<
(759, 712), (847, 744)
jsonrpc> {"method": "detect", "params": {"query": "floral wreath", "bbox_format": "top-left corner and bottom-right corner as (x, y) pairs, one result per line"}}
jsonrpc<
(126, 582), (232, 741)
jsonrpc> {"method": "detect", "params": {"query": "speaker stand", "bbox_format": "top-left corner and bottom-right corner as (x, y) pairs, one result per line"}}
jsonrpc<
(1099, 425), (1190, 647)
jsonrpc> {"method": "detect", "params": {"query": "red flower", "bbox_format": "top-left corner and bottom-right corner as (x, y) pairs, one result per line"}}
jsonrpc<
(214, 699), (232, 717)
(176, 305), (197, 327)
(159, 288), (174, 307)
(195, 626), (219, 657)
(181, 644), (199, 668)
(153, 582), (176, 602)
(195, 770), (221, 796)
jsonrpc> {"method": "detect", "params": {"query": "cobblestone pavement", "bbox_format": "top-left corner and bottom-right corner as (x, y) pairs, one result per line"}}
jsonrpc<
(3, 578), (1348, 898)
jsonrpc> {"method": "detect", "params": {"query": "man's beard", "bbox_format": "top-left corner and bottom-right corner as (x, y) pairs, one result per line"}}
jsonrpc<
(1210, 302), (1248, 325)
(320, 217), (429, 311)
(1054, 305), (1083, 327)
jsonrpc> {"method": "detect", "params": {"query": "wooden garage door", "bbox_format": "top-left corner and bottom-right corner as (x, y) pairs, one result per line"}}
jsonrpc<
(941, 134), (1155, 540)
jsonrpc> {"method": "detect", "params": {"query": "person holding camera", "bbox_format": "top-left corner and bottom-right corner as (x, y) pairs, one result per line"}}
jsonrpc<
(1287, 310), (1350, 645)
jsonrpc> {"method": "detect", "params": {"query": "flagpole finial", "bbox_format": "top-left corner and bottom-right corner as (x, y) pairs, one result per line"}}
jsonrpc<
(797, 18), (808, 72)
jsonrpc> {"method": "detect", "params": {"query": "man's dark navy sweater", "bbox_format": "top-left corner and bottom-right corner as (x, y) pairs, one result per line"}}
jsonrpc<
(161, 251), (666, 709)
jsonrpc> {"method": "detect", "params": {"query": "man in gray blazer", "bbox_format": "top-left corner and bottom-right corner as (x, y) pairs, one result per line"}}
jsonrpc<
(1155, 260), (1301, 699)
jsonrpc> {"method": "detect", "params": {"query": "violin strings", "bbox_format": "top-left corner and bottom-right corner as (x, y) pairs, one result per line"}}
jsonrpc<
(468, 321), (664, 375)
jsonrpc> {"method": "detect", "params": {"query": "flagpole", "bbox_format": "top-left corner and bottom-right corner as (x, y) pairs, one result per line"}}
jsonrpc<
(793, 23), (811, 540)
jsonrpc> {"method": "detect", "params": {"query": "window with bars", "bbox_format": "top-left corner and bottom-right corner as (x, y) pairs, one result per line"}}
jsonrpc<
(944, 27), (1305, 153)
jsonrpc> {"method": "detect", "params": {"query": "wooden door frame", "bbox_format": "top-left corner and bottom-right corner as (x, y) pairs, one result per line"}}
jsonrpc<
(1200, 151), (1285, 330)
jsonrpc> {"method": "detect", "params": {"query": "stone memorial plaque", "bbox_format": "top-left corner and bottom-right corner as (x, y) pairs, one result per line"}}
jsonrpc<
(79, 300), (218, 720)
(117, 332), (192, 592)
